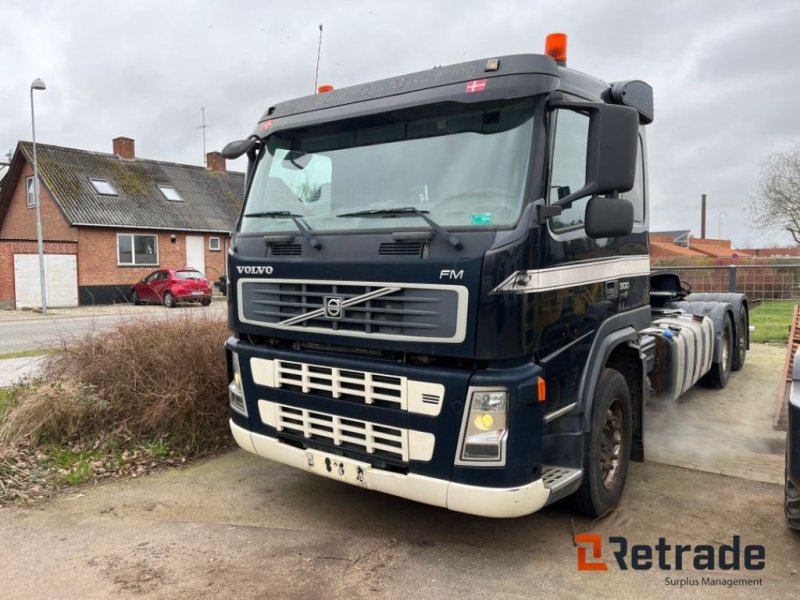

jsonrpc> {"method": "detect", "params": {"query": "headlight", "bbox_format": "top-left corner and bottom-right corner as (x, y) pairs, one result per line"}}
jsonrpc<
(229, 352), (247, 416)
(458, 389), (508, 463)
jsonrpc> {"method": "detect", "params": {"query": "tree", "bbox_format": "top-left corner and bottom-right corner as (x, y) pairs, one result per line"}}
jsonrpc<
(751, 143), (800, 244)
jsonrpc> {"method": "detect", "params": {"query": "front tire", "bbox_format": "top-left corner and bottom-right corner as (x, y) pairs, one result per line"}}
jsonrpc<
(163, 291), (176, 308)
(702, 314), (733, 388)
(574, 368), (632, 517)
(131, 291), (141, 306)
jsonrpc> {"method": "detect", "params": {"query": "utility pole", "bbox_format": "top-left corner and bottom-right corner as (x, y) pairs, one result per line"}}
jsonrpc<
(314, 24), (323, 93)
(701, 193), (707, 240)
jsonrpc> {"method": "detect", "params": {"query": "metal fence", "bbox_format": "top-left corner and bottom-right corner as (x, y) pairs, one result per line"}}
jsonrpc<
(650, 260), (800, 344)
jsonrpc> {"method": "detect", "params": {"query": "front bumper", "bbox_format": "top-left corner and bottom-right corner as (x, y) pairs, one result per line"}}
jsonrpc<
(231, 419), (550, 518)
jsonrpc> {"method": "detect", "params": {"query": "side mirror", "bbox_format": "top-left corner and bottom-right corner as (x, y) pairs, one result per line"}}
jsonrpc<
(584, 195), (633, 239)
(551, 103), (639, 207)
(221, 138), (258, 160)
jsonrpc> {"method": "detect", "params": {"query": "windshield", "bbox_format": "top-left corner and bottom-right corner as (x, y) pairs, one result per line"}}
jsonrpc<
(240, 98), (535, 235)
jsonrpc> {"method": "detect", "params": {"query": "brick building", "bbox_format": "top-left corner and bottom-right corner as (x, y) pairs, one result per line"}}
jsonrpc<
(0, 137), (244, 307)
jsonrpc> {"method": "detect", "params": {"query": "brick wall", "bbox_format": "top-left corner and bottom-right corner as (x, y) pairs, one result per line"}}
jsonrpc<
(0, 161), (77, 241)
(0, 239), (78, 304)
(76, 228), (228, 286)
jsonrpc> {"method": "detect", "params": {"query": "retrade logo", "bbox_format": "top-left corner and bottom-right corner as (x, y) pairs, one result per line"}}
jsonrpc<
(324, 296), (343, 320)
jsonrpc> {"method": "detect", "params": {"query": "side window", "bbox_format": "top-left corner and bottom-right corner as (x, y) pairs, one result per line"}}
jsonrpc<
(621, 137), (645, 223)
(549, 110), (590, 231)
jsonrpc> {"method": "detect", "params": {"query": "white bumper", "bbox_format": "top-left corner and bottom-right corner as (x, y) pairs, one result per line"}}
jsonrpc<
(231, 419), (550, 518)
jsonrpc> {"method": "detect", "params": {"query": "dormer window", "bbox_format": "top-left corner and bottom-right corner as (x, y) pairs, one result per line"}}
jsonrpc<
(158, 185), (182, 202)
(89, 178), (117, 196)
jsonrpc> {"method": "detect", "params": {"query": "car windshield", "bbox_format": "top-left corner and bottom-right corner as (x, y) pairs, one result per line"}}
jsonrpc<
(240, 98), (535, 235)
(176, 271), (203, 280)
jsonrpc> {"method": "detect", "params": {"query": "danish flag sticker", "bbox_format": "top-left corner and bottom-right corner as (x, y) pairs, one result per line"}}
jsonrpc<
(466, 79), (487, 93)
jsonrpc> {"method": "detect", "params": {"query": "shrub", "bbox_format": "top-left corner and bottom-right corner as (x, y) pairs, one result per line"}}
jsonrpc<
(1, 313), (231, 450)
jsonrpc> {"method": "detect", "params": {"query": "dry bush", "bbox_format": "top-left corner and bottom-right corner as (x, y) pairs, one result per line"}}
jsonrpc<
(1, 313), (231, 449)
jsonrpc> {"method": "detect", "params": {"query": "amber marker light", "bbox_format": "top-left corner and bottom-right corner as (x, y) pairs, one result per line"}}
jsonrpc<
(545, 33), (567, 65)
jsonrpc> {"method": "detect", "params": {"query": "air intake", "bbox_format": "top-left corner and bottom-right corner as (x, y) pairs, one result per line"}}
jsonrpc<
(379, 241), (423, 257)
(270, 243), (302, 257)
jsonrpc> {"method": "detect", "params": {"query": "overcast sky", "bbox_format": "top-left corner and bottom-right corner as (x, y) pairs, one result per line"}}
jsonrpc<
(2, 0), (799, 247)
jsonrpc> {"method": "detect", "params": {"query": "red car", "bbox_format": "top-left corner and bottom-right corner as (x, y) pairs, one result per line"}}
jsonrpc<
(131, 268), (213, 307)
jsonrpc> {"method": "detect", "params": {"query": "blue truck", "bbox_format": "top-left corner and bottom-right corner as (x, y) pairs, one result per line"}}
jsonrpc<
(221, 34), (749, 518)
(788, 352), (800, 530)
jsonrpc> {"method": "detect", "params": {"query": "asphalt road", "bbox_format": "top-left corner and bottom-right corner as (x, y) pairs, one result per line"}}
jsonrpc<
(0, 304), (227, 354)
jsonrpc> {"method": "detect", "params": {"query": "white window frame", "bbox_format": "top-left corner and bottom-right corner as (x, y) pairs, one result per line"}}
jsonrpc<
(117, 233), (160, 267)
(25, 176), (37, 208)
(157, 185), (182, 202)
(89, 178), (118, 196)
(209, 237), (221, 252)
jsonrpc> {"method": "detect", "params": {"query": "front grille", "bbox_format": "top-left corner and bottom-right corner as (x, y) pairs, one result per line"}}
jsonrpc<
(239, 279), (466, 343)
(274, 403), (408, 461)
(249, 357), (445, 416)
(276, 360), (403, 409)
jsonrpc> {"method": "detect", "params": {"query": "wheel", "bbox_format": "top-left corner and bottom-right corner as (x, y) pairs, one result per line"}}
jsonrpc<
(702, 314), (733, 388)
(163, 291), (176, 308)
(131, 291), (141, 306)
(787, 448), (800, 531)
(574, 368), (632, 517)
(732, 308), (748, 371)
(201, 298), (211, 307)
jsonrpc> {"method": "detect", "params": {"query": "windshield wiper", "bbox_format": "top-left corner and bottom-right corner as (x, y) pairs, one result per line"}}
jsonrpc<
(336, 207), (462, 250)
(244, 211), (322, 250)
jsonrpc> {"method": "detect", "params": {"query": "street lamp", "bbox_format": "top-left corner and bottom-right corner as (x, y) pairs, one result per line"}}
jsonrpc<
(718, 211), (728, 247)
(30, 78), (47, 315)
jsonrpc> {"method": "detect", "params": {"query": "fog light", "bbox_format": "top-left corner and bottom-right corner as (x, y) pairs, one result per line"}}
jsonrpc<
(458, 389), (508, 464)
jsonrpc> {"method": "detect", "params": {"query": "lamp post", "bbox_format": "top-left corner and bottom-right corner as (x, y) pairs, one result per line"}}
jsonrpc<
(30, 78), (47, 315)
(718, 211), (728, 247)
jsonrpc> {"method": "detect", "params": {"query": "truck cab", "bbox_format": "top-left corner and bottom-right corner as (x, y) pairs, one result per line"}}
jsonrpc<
(223, 35), (743, 518)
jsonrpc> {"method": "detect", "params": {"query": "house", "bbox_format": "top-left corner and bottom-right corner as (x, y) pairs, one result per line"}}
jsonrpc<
(0, 137), (244, 308)
(649, 230), (751, 260)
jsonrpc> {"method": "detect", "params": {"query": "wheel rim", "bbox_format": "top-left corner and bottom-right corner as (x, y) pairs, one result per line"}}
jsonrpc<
(165, 293), (173, 307)
(600, 399), (624, 490)
(722, 325), (731, 371)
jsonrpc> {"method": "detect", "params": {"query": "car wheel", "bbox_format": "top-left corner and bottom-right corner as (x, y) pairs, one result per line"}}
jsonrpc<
(787, 448), (800, 531)
(702, 314), (733, 388)
(732, 309), (748, 371)
(573, 368), (632, 517)
(201, 298), (211, 307)
(164, 291), (176, 308)
(132, 291), (141, 306)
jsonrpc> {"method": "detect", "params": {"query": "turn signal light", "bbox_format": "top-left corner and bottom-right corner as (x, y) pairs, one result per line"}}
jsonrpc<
(545, 33), (567, 65)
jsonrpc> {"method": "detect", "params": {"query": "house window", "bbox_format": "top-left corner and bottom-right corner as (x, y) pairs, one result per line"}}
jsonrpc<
(26, 176), (37, 207)
(157, 185), (182, 202)
(209, 237), (221, 252)
(89, 178), (118, 196)
(117, 233), (158, 266)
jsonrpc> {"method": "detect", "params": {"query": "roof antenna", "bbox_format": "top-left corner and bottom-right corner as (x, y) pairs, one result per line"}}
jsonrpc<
(314, 24), (323, 93)
(197, 107), (209, 166)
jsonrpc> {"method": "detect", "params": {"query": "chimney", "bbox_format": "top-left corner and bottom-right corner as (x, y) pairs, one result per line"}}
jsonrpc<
(206, 151), (226, 173)
(113, 137), (135, 159)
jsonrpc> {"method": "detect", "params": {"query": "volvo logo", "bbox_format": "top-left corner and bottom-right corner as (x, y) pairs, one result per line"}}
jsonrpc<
(324, 296), (343, 320)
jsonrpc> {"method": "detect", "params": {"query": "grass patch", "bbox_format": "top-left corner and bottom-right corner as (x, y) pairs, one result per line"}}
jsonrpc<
(0, 348), (57, 361)
(749, 300), (796, 344)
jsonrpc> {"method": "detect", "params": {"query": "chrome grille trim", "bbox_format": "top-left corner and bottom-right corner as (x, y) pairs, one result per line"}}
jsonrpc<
(237, 278), (468, 343)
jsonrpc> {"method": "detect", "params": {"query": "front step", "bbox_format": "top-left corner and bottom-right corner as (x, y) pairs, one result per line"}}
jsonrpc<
(542, 465), (583, 495)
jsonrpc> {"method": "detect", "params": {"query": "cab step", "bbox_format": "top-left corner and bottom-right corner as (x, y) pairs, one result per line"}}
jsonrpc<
(541, 465), (583, 494)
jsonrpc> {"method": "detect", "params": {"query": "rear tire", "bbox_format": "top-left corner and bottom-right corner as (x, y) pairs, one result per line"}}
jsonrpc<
(702, 314), (733, 388)
(201, 298), (211, 307)
(787, 448), (800, 531)
(164, 291), (176, 308)
(574, 368), (632, 518)
(732, 309), (748, 371)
